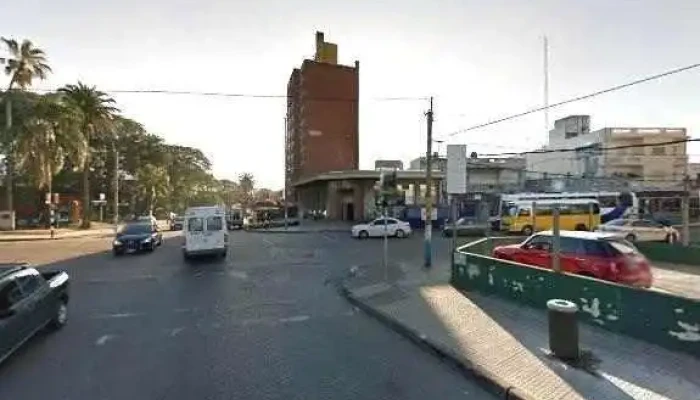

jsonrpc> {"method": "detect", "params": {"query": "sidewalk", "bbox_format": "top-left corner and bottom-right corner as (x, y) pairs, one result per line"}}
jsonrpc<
(341, 259), (700, 399)
(0, 222), (116, 242)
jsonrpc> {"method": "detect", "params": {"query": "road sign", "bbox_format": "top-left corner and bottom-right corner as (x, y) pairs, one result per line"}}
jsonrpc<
(99, 193), (106, 201)
(446, 145), (467, 194)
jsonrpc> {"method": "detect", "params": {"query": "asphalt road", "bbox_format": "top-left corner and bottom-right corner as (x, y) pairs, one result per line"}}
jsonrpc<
(0, 231), (494, 400)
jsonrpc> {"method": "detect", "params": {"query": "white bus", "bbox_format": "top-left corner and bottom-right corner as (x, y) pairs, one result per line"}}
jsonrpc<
(496, 191), (638, 228)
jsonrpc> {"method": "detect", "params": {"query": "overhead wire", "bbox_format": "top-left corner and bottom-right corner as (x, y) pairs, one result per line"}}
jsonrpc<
(440, 62), (700, 138)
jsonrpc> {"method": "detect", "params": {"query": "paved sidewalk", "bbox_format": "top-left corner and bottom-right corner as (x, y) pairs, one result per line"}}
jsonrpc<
(341, 260), (700, 400)
(0, 227), (115, 242)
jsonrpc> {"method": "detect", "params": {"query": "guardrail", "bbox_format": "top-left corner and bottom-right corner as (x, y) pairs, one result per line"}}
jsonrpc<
(452, 237), (700, 357)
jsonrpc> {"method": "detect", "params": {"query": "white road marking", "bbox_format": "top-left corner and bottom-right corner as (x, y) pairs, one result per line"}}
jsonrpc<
(279, 315), (310, 324)
(95, 334), (116, 346)
(174, 307), (198, 313)
(321, 233), (338, 242)
(228, 270), (248, 280)
(92, 312), (143, 319)
(169, 327), (185, 337)
(262, 238), (275, 246)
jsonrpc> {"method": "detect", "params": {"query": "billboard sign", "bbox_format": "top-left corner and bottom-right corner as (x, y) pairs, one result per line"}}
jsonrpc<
(446, 144), (467, 194)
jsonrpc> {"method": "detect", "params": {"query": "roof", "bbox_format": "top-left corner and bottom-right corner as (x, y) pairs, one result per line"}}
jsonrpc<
(536, 230), (622, 240)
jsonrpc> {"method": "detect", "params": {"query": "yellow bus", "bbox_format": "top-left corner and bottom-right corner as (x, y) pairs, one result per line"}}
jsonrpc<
(502, 199), (600, 236)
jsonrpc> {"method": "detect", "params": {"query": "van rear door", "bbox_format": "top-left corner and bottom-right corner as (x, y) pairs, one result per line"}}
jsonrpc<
(185, 215), (206, 252)
(205, 215), (226, 249)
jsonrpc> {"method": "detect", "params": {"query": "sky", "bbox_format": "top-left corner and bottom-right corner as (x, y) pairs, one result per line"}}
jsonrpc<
(2, 0), (700, 189)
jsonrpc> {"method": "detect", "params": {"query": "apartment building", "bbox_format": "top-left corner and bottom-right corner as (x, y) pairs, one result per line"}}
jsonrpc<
(285, 32), (359, 199)
(526, 115), (688, 188)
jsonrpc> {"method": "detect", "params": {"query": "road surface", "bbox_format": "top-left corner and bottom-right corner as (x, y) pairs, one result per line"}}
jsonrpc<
(0, 231), (493, 400)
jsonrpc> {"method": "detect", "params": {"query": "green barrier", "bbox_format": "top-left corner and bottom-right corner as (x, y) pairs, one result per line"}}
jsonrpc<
(452, 239), (700, 357)
(635, 241), (700, 267)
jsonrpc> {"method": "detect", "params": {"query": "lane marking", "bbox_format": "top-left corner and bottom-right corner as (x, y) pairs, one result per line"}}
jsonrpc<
(262, 238), (275, 246)
(95, 334), (116, 346)
(228, 270), (249, 280)
(92, 312), (143, 319)
(169, 327), (185, 337)
(279, 315), (310, 324)
(174, 307), (198, 313)
(321, 233), (338, 242)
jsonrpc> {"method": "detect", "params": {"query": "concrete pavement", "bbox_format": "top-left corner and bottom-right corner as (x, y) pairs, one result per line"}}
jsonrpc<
(0, 230), (495, 399)
(341, 249), (700, 400)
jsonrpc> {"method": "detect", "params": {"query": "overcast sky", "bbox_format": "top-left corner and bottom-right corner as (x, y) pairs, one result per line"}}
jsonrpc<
(2, 0), (699, 189)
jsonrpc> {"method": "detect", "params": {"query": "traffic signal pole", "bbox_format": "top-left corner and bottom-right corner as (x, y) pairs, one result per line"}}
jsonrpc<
(424, 97), (434, 268)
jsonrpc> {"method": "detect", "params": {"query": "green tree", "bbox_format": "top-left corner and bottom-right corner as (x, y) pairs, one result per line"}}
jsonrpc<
(2, 37), (52, 215)
(59, 82), (118, 228)
(238, 172), (255, 208)
(15, 94), (84, 197)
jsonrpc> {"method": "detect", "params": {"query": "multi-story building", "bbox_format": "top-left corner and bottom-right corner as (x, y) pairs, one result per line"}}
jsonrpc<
(526, 115), (688, 188)
(285, 32), (359, 199)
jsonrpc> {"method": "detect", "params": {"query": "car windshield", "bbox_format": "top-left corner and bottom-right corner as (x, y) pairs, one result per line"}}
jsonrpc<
(606, 239), (640, 255)
(120, 224), (151, 235)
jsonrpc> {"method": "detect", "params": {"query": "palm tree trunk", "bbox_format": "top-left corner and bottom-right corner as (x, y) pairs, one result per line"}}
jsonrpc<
(4, 98), (13, 223)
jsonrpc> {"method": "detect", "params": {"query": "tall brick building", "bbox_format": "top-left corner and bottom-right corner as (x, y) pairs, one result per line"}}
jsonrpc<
(285, 32), (359, 200)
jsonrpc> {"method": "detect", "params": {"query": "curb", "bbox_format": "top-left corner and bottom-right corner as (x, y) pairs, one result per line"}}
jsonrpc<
(338, 284), (534, 400)
(0, 233), (113, 243)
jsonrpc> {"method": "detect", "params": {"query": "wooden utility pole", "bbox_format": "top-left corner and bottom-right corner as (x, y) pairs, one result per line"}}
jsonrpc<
(682, 175), (691, 246)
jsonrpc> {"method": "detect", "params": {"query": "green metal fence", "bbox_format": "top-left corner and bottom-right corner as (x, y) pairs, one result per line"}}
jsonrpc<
(452, 238), (700, 357)
(635, 241), (700, 267)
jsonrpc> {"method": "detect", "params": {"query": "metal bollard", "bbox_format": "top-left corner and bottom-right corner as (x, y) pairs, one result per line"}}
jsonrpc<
(546, 299), (579, 360)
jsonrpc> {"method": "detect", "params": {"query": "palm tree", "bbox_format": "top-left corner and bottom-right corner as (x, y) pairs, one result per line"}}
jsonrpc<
(15, 94), (84, 223)
(238, 172), (255, 209)
(2, 37), (52, 216)
(16, 94), (84, 190)
(59, 82), (118, 228)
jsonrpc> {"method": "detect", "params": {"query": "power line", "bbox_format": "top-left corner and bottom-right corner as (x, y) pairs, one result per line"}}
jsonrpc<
(28, 88), (428, 103)
(441, 62), (700, 138)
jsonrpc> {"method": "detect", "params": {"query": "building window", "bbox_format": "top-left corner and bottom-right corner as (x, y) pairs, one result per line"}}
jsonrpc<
(651, 146), (666, 156)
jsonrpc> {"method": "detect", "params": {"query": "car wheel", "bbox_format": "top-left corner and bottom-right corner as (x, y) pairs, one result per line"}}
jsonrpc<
(625, 233), (636, 242)
(521, 225), (534, 236)
(396, 229), (406, 238)
(359, 230), (369, 239)
(50, 300), (68, 330)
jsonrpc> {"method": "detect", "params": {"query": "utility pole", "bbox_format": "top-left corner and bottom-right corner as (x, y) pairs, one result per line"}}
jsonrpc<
(113, 146), (119, 232)
(682, 175), (690, 246)
(283, 117), (289, 230)
(424, 97), (434, 268)
(552, 204), (561, 272)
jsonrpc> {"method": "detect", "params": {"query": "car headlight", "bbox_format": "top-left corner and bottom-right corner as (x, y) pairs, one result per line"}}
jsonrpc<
(141, 237), (152, 243)
(113, 239), (122, 245)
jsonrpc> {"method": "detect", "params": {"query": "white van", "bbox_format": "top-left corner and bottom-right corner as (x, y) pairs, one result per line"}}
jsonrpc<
(182, 206), (228, 259)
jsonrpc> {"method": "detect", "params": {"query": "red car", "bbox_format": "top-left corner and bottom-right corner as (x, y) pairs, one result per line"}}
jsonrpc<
(492, 231), (653, 288)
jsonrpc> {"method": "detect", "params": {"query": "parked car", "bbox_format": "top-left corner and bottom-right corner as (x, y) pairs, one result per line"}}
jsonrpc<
(596, 218), (679, 243)
(0, 264), (70, 365)
(352, 218), (412, 239)
(169, 215), (184, 231)
(492, 230), (652, 288)
(113, 223), (163, 255)
(442, 217), (487, 237)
